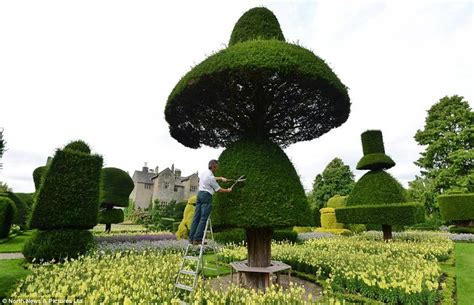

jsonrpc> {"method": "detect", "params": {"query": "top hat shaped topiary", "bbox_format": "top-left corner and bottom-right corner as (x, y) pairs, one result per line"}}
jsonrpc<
(356, 130), (395, 170)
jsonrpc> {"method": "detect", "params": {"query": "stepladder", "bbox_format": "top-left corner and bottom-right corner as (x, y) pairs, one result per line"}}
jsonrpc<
(173, 217), (219, 300)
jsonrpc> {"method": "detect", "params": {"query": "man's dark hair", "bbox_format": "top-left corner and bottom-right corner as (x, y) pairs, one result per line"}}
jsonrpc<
(208, 159), (218, 169)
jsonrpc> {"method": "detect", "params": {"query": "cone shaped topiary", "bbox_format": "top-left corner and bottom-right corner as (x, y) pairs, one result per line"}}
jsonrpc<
(336, 130), (424, 240)
(99, 167), (134, 232)
(164, 7), (350, 290)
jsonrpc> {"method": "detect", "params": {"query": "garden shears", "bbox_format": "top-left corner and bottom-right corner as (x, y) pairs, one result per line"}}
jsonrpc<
(228, 175), (246, 189)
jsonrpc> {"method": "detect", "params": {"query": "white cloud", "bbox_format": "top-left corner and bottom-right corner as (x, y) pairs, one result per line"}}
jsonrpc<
(0, 0), (472, 193)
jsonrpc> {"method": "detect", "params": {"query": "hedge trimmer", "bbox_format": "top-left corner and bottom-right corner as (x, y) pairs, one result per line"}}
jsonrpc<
(228, 175), (246, 189)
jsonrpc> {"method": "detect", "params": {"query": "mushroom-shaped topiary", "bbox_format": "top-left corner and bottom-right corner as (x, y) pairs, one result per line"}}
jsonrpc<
(99, 167), (134, 233)
(165, 7), (350, 289)
(336, 130), (424, 240)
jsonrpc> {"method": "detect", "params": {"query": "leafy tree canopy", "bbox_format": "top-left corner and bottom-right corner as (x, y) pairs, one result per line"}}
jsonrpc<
(414, 95), (473, 193)
(309, 158), (355, 209)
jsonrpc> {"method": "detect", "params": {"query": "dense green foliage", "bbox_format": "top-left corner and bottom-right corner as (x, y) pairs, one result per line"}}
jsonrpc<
(308, 158), (354, 211)
(414, 95), (473, 193)
(15, 193), (34, 208)
(407, 176), (438, 216)
(0, 129), (4, 170)
(98, 209), (124, 224)
(213, 138), (312, 229)
(0, 197), (16, 238)
(165, 8), (350, 149)
(64, 140), (91, 154)
(29, 148), (103, 230)
(326, 195), (347, 209)
(229, 7), (285, 46)
(356, 130), (395, 170)
(22, 229), (95, 262)
(100, 167), (134, 208)
(214, 228), (297, 244)
(32, 166), (47, 191)
(0, 192), (28, 229)
(336, 202), (425, 225)
(438, 193), (474, 222)
(346, 171), (407, 206)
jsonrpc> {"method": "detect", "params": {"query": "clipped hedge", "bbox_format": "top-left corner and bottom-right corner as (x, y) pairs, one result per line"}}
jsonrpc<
(273, 229), (298, 243)
(33, 166), (47, 191)
(336, 202), (425, 225)
(0, 197), (16, 238)
(98, 209), (124, 224)
(229, 7), (285, 46)
(23, 229), (95, 262)
(212, 138), (312, 229)
(438, 193), (474, 222)
(326, 195), (347, 209)
(356, 153), (395, 171)
(346, 171), (407, 207)
(100, 167), (134, 208)
(15, 193), (34, 208)
(320, 207), (344, 229)
(449, 226), (474, 234)
(29, 148), (103, 230)
(64, 140), (91, 154)
(214, 228), (298, 244)
(0, 192), (28, 229)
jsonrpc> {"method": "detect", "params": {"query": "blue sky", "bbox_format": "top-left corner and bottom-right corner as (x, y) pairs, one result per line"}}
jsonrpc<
(0, 0), (472, 193)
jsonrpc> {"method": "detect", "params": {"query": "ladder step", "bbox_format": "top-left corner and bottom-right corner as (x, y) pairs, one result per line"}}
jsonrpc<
(184, 255), (199, 261)
(175, 283), (193, 292)
(180, 269), (197, 276)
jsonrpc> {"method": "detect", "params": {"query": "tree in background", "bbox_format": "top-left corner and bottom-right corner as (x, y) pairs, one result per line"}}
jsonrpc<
(165, 7), (350, 289)
(336, 130), (424, 240)
(414, 95), (473, 193)
(0, 192), (29, 230)
(23, 140), (102, 262)
(407, 176), (437, 216)
(309, 158), (355, 211)
(0, 128), (5, 170)
(99, 167), (134, 233)
(0, 196), (16, 238)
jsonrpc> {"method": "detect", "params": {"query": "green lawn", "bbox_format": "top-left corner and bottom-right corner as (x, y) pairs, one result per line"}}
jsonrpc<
(456, 243), (474, 305)
(202, 253), (231, 277)
(0, 230), (35, 253)
(0, 259), (31, 298)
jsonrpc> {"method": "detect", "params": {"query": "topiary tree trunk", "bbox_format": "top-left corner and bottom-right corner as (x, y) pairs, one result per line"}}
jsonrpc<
(246, 228), (272, 289)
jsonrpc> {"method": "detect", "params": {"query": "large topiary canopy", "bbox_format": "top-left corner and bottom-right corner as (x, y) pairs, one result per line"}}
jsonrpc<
(100, 167), (134, 207)
(165, 7), (350, 149)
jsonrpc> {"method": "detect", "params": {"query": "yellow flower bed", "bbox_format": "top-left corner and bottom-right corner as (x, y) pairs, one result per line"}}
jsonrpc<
(219, 235), (453, 304)
(11, 250), (337, 304)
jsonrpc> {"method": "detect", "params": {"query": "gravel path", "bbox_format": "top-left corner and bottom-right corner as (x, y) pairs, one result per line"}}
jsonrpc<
(0, 252), (24, 260)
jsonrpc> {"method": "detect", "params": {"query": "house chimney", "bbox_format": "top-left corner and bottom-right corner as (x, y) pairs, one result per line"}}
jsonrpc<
(142, 162), (149, 173)
(171, 164), (174, 173)
(175, 169), (181, 179)
(155, 166), (159, 174)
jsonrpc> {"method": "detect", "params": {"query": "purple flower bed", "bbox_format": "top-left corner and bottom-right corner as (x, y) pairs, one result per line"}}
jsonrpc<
(96, 239), (218, 253)
(297, 232), (335, 241)
(95, 233), (176, 243)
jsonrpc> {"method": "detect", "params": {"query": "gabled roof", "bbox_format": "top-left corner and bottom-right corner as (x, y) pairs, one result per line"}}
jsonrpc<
(181, 172), (198, 182)
(133, 170), (156, 184)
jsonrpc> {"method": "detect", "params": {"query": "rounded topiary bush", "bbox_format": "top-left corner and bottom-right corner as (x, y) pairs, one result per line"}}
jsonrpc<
(0, 192), (29, 229)
(99, 167), (134, 232)
(0, 197), (17, 238)
(212, 138), (312, 229)
(438, 193), (474, 226)
(326, 195), (347, 209)
(346, 171), (406, 206)
(320, 207), (344, 229)
(33, 166), (47, 191)
(64, 140), (91, 154)
(23, 229), (95, 262)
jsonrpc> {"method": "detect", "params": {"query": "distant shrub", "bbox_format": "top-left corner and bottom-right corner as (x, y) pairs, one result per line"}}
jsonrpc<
(0, 192), (29, 229)
(0, 197), (16, 238)
(438, 193), (474, 223)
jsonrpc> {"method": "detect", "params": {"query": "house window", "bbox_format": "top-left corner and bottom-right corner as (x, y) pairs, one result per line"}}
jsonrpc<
(174, 186), (178, 192)
(144, 184), (152, 190)
(190, 186), (197, 192)
(163, 182), (170, 189)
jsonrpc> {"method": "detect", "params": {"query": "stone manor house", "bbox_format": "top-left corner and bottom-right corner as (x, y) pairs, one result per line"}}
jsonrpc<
(129, 163), (199, 209)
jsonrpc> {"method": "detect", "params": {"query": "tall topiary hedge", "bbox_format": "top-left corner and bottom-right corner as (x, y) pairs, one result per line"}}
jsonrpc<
(336, 130), (424, 240)
(33, 166), (47, 191)
(24, 140), (102, 262)
(0, 197), (16, 238)
(99, 167), (134, 233)
(438, 193), (474, 227)
(164, 7), (350, 290)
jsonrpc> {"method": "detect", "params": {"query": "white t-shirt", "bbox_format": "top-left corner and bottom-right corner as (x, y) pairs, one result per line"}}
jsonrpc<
(199, 169), (221, 195)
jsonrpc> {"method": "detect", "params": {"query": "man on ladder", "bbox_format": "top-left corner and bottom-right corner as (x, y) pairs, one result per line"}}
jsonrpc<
(189, 159), (232, 245)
